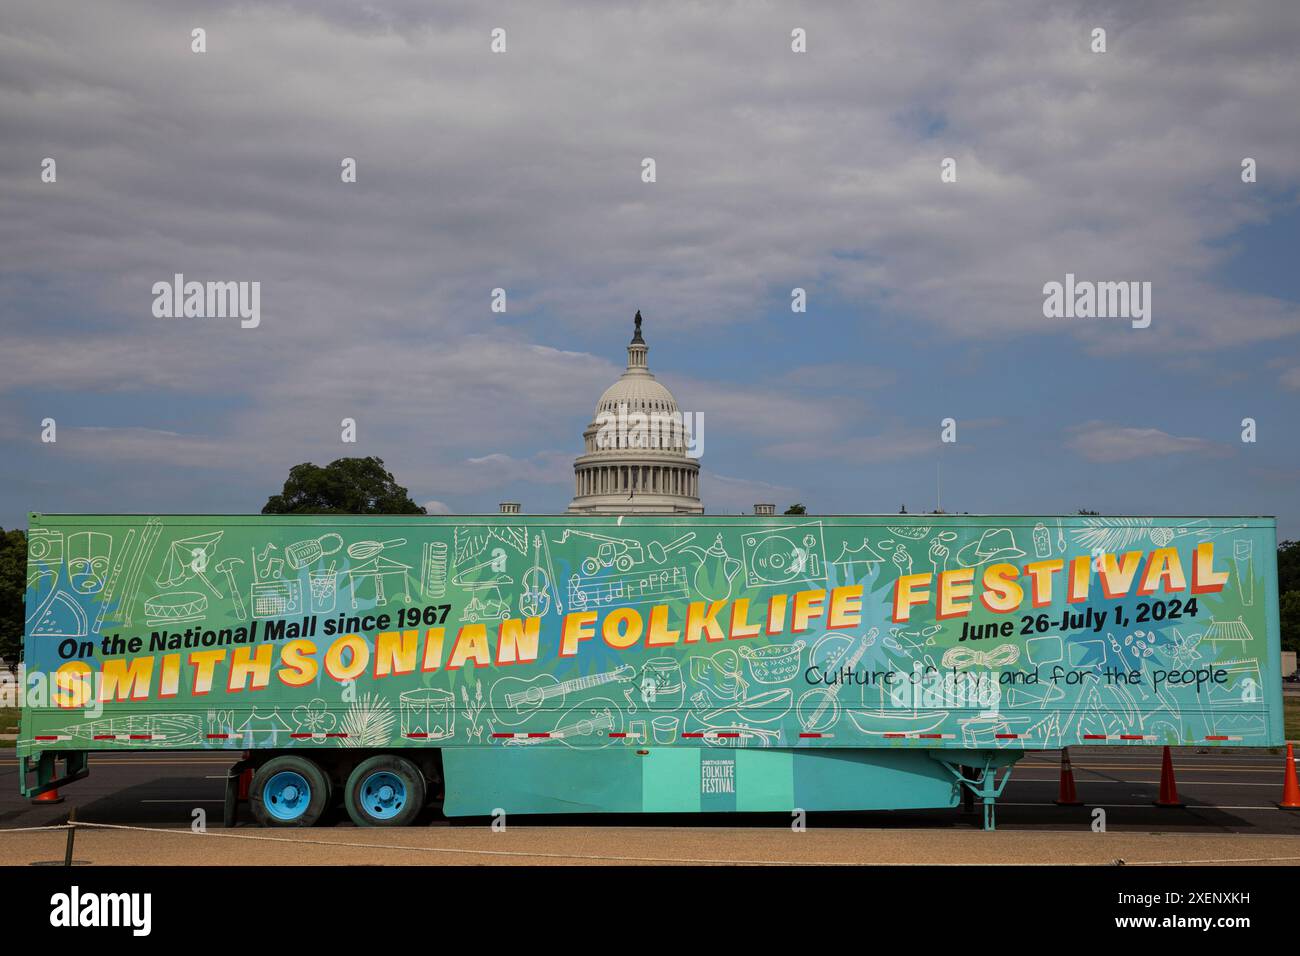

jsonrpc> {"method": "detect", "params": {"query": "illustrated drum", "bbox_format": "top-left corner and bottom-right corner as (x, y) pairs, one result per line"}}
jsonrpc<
(400, 688), (456, 741)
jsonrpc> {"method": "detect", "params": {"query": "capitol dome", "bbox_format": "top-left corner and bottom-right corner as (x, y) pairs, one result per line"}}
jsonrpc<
(567, 311), (703, 514)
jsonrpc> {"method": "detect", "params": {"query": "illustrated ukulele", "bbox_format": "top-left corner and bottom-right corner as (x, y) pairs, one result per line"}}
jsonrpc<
(490, 665), (634, 725)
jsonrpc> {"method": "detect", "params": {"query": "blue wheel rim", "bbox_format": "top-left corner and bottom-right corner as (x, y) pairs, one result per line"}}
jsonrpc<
(360, 771), (407, 820)
(265, 770), (312, 821)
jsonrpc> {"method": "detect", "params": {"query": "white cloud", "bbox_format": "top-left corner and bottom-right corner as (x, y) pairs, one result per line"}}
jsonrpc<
(1065, 421), (1222, 463)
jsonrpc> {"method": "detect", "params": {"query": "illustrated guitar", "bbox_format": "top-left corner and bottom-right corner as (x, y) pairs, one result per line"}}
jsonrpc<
(489, 665), (635, 725)
(503, 699), (620, 750)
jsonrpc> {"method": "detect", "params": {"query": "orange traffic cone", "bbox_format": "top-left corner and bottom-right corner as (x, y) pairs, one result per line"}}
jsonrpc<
(31, 787), (64, 806)
(1153, 745), (1184, 808)
(1054, 747), (1083, 806)
(1279, 743), (1300, 810)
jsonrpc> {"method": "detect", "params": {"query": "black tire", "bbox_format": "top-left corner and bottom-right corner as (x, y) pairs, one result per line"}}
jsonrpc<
(344, 755), (427, 827)
(249, 755), (331, 828)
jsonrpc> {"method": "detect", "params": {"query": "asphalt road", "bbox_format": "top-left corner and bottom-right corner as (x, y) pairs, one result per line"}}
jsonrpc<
(1, 746), (1298, 864)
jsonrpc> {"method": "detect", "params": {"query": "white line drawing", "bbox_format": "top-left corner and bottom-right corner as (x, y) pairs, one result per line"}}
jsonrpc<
(1032, 522), (1052, 559)
(1166, 627), (1204, 667)
(455, 526), (527, 568)
(738, 640), (805, 685)
(250, 545), (302, 618)
(641, 657), (685, 710)
(285, 532), (343, 570)
(506, 698), (622, 749)
(490, 664), (635, 726)
(459, 680), (486, 742)
(27, 589), (88, 639)
(650, 714), (679, 743)
(143, 590), (208, 626)
(67, 531), (112, 595)
(207, 710), (235, 735)
(847, 709), (947, 736)
(1068, 639), (1105, 668)
(877, 540), (914, 576)
(885, 525), (931, 540)
(883, 624), (940, 653)
(27, 528), (64, 564)
(567, 566), (688, 611)
(214, 556), (247, 619)
(308, 563), (337, 613)
(462, 588), (510, 622)
(291, 698), (338, 741)
(346, 555), (412, 608)
(1070, 517), (1246, 552)
(688, 648), (745, 701)
(1233, 539), (1254, 606)
(252, 581), (301, 617)
(519, 533), (562, 617)
(554, 528), (695, 573)
(695, 724), (780, 748)
(699, 688), (792, 725)
(796, 629), (877, 732)
(157, 531), (225, 598)
(400, 688), (456, 740)
(420, 541), (448, 598)
(831, 538), (885, 578)
(92, 527), (135, 634)
(926, 532), (958, 574)
(680, 533), (742, 601)
(742, 522), (827, 587)
(346, 538), (406, 560)
(54, 713), (204, 747)
(941, 643), (1020, 669)
(118, 518), (162, 626)
(1203, 616), (1254, 650)
(954, 528), (1024, 567)
(451, 546), (512, 590)
(236, 708), (292, 743)
(1025, 635), (1063, 666)
(338, 693), (395, 747)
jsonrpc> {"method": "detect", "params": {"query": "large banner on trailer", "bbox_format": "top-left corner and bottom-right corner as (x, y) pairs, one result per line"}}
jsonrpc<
(19, 514), (1284, 754)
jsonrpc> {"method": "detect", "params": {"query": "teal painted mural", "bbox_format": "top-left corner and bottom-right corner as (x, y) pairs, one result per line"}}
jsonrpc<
(19, 513), (1284, 760)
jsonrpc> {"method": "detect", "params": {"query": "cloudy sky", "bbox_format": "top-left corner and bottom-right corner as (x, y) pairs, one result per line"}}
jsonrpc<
(2, 0), (1298, 535)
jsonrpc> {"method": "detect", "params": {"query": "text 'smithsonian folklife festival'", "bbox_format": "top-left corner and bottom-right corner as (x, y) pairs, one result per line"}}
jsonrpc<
(20, 514), (1282, 752)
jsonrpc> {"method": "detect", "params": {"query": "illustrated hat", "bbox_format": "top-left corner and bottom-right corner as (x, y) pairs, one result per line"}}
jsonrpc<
(955, 528), (1026, 567)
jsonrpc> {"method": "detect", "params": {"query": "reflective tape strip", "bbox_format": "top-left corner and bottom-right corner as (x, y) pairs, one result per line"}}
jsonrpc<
(1205, 735), (1242, 741)
(34, 735), (71, 742)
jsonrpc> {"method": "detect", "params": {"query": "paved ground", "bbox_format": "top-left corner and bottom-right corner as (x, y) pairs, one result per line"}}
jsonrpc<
(2, 747), (1298, 865)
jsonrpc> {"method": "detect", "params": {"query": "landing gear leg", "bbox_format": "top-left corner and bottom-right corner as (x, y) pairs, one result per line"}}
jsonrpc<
(935, 754), (1014, 831)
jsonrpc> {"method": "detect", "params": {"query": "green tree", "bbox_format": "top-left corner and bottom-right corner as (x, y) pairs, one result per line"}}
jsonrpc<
(1278, 540), (1299, 594)
(1280, 590), (1300, 655)
(784, 503), (807, 515)
(262, 457), (426, 515)
(0, 529), (27, 664)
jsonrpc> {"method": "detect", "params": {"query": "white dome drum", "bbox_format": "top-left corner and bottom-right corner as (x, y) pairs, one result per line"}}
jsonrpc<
(567, 311), (703, 514)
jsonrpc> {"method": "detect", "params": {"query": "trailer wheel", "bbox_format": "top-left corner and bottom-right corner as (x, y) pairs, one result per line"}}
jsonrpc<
(249, 756), (331, 828)
(344, 755), (426, 827)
